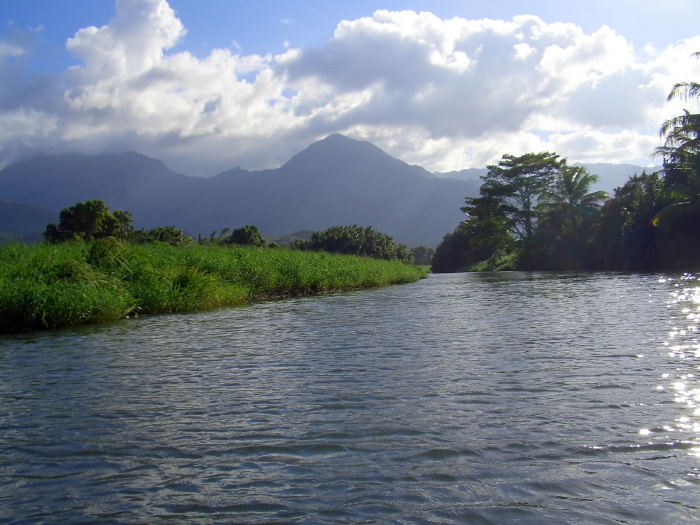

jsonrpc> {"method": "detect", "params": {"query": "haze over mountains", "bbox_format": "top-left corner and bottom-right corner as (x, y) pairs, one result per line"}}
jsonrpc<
(0, 134), (659, 247)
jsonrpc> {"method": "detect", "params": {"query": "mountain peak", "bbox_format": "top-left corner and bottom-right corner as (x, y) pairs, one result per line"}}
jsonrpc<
(281, 134), (432, 180)
(283, 134), (381, 167)
(0, 135), (476, 247)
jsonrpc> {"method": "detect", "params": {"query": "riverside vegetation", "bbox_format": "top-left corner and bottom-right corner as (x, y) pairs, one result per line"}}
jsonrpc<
(0, 239), (426, 334)
(432, 53), (700, 273)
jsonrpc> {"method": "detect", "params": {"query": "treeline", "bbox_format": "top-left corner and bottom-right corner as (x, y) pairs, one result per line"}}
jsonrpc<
(433, 54), (700, 273)
(1, 201), (430, 333)
(290, 225), (412, 263)
(42, 201), (429, 264)
(43, 199), (249, 248)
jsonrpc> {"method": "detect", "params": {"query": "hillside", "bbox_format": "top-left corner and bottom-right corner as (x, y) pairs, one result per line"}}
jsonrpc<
(0, 135), (478, 247)
(0, 201), (57, 242)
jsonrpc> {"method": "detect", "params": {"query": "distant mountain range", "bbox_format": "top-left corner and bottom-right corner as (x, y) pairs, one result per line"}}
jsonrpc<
(0, 134), (661, 247)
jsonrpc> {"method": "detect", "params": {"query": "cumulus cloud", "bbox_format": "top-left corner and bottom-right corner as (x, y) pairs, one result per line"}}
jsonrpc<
(0, 1), (699, 175)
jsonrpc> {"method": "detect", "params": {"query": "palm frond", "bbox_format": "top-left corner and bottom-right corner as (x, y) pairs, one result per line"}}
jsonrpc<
(667, 81), (700, 103)
(652, 201), (690, 227)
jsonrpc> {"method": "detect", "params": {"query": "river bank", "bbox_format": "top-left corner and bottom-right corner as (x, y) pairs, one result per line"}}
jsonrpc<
(0, 240), (427, 334)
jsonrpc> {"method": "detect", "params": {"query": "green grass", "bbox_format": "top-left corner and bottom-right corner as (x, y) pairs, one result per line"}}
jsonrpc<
(0, 241), (427, 334)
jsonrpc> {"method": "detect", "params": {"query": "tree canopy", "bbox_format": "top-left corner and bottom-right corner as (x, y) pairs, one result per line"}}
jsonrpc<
(44, 200), (193, 246)
(44, 200), (134, 243)
(224, 225), (266, 247)
(434, 53), (700, 272)
(292, 225), (412, 263)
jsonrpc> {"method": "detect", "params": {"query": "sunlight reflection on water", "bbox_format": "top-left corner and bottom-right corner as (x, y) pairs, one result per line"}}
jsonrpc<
(655, 274), (700, 463)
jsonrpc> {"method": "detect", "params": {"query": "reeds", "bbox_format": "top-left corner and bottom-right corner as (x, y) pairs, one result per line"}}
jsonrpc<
(0, 240), (426, 333)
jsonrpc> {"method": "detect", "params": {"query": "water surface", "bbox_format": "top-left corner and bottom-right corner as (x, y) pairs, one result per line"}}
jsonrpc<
(1, 272), (699, 523)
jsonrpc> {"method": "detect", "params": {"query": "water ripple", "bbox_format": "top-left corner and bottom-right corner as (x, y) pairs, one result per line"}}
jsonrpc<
(2, 273), (700, 523)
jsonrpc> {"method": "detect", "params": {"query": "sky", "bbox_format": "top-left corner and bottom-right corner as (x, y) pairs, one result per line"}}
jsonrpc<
(1, 0), (700, 177)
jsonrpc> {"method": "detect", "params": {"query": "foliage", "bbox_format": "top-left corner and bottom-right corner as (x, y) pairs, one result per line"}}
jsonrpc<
(132, 225), (193, 246)
(587, 173), (664, 270)
(44, 200), (134, 243)
(648, 50), (700, 269)
(476, 152), (567, 265)
(433, 83), (700, 275)
(411, 246), (434, 266)
(43, 200), (193, 247)
(292, 225), (412, 263)
(225, 225), (266, 247)
(434, 152), (567, 272)
(0, 241), (426, 334)
(655, 53), (700, 163)
(431, 226), (479, 273)
(432, 195), (514, 273)
(435, 160), (671, 273)
(535, 166), (608, 269)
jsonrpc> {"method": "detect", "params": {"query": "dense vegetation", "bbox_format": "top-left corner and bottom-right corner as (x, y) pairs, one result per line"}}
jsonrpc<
(0, 240), (426, 334)
(291, 225), (413, 263)
(433, 55), (700, 273)
(44, 199), (194, 247)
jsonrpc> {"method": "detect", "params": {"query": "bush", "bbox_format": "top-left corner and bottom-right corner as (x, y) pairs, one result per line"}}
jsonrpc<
(292, 225), (412, 263)
(225, 225), (266, 247)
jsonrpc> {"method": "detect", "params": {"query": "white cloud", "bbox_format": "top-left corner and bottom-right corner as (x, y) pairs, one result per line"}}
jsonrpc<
(0, 41), (25, 58)
(0, 1), (699, 175)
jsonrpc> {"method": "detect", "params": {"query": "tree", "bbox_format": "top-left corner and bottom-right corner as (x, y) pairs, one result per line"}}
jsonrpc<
(44, 200), (133, 243)
(113, 210), (135, 240)
(411, 246), (435, 266)
(539, 166), (607, 232)
(226, 225), (266, 247)
(293, 225), (412, 263)
(431, 225), (480, 273)
(591, 173), (665, 271)
(143, 226), (192, 246)
(536, 166), (608, 268)
(652, 170), (700, 228)
(468, 152), (566, 268)
(460, 194), (513, 264)
(649, 50), (700, 267)
(655, 51), (700, 162)
(656, 110), (700, 163)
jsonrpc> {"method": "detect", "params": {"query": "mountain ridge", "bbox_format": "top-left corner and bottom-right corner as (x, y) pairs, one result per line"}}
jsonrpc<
(0, 134), (659, 246)
(0, 135), (476, 246)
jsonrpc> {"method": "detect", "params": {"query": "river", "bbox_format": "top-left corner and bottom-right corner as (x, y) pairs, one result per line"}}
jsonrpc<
(1, 272), (699, 523)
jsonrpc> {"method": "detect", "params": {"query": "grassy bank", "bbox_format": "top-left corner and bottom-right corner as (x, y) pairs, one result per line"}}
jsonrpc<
(0, 240), (427, 334)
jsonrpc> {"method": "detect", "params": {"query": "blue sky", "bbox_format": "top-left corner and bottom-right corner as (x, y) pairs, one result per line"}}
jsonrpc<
(6, 1), (699, 71)
(1, 0), (699, 175)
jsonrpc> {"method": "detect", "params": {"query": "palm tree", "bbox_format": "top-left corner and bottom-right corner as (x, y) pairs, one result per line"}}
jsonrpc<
(655, 110), (700, 161)
(535, 166), (607, 268)
(665, 51), (700, 103)
(652, 170), (700, 226)
(217, 227), (230, 242)
(538, 166), (608, 235)
(652, 51), (700, 228)
(654, 52), (700, 161)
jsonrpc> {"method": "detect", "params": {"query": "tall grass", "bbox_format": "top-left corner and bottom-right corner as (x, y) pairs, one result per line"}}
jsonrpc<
(0, 241), (426, 334)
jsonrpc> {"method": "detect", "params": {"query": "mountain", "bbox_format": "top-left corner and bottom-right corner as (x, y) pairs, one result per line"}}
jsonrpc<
(0, 135), (479, 247)
(434, 168), (488, 182)
(573, 163), (662, 195)
(0, 201), (57, 242)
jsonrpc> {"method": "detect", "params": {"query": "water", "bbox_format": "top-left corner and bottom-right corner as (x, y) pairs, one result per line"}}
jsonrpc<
(1, 272), (700, 523)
